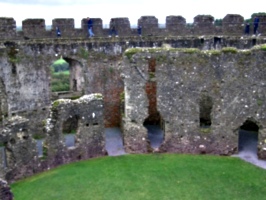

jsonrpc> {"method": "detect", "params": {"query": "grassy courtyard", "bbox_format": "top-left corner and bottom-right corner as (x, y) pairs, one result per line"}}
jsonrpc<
(11, 154), (266, 200)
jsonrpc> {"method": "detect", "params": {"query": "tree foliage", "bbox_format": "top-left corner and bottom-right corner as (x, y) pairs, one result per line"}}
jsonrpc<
(214, 19), (222, 26)
(51, 58), (69, 72)
(50, 58), (70, 92)
(51, 72), (70, 92)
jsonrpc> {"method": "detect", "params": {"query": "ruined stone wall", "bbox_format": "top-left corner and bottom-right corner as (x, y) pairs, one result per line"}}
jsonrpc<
(0, 179), (13, 200)
(0, 37), (266, 184)
(86, 53), (124, 127)
(0, 37), (266, 133)
(1, 14), (266, 39)
(122, 46), (266, 159)
(0, 94), (104, 182)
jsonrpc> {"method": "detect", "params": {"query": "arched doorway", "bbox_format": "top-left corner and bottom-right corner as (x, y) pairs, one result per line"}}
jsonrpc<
(50, 57), (70, 92)
(50, 57), (84, 96)
(238, 120), (259, 155)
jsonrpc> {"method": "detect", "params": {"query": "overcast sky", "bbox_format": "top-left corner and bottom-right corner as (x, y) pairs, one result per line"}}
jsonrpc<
(0, 0), (265, 27)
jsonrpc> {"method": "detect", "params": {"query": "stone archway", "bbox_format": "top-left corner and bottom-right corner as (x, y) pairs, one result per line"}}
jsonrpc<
(49, 57), (84, 98)
(238, 119), (259, 155)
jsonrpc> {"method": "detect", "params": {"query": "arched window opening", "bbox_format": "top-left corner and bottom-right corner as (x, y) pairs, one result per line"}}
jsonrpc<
(238, 120), (259, 155)
(50, 57), (70, 92)
(32, 135), (45, 158)
(63, 115), (79, 148)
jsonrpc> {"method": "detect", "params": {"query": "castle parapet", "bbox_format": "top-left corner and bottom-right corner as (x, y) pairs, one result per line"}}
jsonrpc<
(222, 14), (244, 35)
(52, 18), (75, 37)
(166, 16), (187, 36)
(113, 18), (131, 36)
(82, 18), (104, 36)
(138, 16), (159, 36)
(252, 14), (266, 35)
(0, 18), (16, 39)
(0, 14), (266, 39)
(193, 15), (215, 35)
(22, 18), (46, 38)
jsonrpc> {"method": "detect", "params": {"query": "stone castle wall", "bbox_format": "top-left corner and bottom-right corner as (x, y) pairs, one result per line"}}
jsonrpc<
(122, 47), (266, 158)
(0, 34), (266, 198)
(1, 14), (266, 39)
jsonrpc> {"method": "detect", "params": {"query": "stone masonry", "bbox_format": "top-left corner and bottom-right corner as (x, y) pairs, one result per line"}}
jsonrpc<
(0, 14), (266, 39)
(0, 13), (266, 199)
(122, 46), (266, 158)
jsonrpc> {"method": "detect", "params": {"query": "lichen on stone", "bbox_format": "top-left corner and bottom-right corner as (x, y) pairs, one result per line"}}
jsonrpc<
(124, 48), (142, 59)
(200, 127), (211, 134)
(221, 47), (238, 53)
(204, 50), (221, 56)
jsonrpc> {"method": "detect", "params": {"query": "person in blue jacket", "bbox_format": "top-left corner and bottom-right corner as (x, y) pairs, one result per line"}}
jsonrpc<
(253, 17), (259, 35)
(244, 23), (250, 35)
(137, 25), (142, 36)
(56, 27), (61, 37)
(87, 17), (94, 37)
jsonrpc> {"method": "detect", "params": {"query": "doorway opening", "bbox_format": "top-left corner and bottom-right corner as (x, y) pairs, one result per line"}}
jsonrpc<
(199, 93), (213, 128)
(63, 115), (79, 148)
(50, 57), (70, 92)
(50, 57), (84, 94)
(238, 120), (259, 155)
(143, 58), (164, 149)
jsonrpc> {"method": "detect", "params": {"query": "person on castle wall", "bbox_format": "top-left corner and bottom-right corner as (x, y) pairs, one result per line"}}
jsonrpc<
(56, 26), (61, 37)
(87, 17), (95, 37)
(244, 22), (250, 35)
(137, 24), (142, 36)
(109, 19), (118, 37)
(253, 17), (260, 36)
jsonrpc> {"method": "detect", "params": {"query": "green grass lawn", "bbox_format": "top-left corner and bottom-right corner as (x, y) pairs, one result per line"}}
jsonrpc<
(11, 154), (266, 200)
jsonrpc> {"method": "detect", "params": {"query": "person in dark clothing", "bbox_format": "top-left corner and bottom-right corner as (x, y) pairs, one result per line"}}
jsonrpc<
(137, 25), (142, 36)
(87, 17), (94, 37)
(56, 27), (61, 37)
(244, 23), (250, 35)
(253, 17), (259, 35)
(109, 19), (118, 37)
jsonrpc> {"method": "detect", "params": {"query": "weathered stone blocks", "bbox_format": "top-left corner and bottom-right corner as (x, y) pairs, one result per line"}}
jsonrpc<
(123, 47), (266, 157)
(222, 14), (244, 35)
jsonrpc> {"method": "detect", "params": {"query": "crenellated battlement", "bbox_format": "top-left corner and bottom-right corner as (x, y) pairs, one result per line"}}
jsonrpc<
(0, 14), (266, 39)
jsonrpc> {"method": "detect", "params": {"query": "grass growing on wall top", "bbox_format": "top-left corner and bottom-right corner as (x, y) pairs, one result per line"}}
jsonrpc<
(11, 154), (266, 200)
